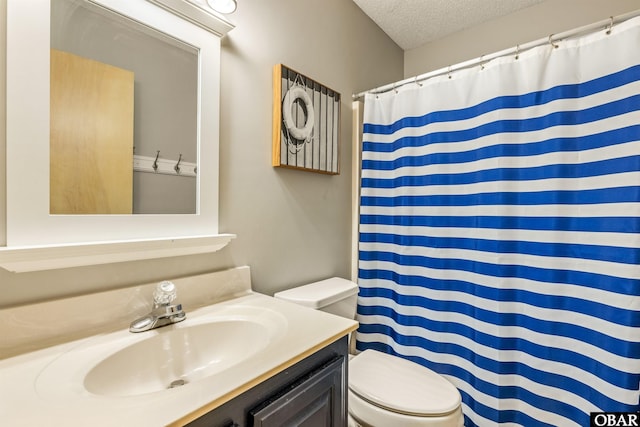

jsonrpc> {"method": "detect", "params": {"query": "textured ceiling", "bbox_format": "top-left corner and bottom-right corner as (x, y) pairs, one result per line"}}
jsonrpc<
(353, 0), (545, 50)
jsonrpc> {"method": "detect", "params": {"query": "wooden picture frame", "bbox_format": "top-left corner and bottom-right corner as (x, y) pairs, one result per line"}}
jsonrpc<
(272, 64), (340, 174)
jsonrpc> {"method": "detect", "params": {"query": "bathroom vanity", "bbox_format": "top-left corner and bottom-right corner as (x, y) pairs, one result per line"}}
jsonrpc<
(0, 267), (357, 426)
(185, 338), (347, 426)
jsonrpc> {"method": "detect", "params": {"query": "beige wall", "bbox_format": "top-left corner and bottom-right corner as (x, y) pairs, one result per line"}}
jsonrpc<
(0, 0), (403, 308)
(405, 0), (640, 77)
(0, 0), (5, 248)
(7, 0), (638, 309)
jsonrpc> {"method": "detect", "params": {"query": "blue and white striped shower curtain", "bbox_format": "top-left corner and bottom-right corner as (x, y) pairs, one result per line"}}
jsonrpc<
(357, 16), (640, 427)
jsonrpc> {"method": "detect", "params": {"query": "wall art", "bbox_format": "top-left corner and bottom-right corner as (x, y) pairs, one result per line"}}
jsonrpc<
(272, 64), (340, 174)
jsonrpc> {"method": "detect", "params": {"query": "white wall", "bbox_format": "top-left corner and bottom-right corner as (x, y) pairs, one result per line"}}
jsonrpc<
(0, 0), (403, 308)
(405, 0), (640, 77)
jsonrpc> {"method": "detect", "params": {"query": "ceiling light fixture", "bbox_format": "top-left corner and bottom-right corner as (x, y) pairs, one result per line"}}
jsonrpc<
(206, 0), (237, 14)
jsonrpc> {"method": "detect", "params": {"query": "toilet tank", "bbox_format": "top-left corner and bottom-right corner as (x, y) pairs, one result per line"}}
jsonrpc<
(274, 277), (359, 319)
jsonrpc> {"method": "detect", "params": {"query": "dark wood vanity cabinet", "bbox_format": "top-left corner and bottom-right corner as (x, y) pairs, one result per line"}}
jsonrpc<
(185, 337), (348, 427)
(249, 355), (345, 426)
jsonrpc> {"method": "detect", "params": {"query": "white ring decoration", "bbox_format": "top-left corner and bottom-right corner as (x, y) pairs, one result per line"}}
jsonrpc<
(282, 85), (315, 141)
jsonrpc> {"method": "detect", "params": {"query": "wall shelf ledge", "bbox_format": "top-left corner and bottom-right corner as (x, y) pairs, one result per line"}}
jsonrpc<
(0, 234), (236, 273)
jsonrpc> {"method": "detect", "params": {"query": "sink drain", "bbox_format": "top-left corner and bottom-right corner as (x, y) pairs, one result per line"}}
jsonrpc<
(168, 379), (187, 389)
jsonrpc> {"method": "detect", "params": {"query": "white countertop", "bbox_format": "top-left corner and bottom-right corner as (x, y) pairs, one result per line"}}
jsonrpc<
(0, 292), (357, 426)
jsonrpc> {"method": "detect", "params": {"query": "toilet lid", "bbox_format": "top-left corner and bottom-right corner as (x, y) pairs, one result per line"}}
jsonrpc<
(349, 349), (461, 417)
(273, 277), (358, 309)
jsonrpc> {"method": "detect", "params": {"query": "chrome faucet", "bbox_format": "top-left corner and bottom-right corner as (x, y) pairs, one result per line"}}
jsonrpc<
(129, 281), (186, 333)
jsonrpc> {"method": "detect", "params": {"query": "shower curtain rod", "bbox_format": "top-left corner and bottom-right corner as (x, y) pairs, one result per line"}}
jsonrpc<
(352, 9), (640, 100)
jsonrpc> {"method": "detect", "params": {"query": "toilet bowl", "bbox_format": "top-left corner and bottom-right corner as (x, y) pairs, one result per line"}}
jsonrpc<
(274, 278), (464, 427)
(348, 349), (463, 427)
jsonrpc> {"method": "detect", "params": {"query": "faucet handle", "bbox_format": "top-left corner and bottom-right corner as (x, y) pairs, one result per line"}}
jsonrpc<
(153, 281), (178, 306)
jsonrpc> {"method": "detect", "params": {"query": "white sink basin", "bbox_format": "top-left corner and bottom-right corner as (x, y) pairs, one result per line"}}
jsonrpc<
(35, 304), (287, 400)
(85, 319), (270, 397)
(2, 291), (358, 427)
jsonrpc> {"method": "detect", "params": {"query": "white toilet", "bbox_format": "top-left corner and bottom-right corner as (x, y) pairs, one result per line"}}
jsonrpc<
(274, 277), (464, 427)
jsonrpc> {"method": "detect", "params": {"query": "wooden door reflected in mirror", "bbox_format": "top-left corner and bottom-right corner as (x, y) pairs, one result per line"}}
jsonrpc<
(50, 49), (134, 214)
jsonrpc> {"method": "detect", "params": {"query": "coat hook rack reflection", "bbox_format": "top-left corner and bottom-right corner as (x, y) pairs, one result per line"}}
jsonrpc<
(174, 154), (182, 174)
(133, 153), (197, 178)
(153, 150), (160, 172)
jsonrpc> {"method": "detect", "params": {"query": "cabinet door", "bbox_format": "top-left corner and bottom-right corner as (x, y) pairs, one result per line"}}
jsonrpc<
(250, 356), (345, 427)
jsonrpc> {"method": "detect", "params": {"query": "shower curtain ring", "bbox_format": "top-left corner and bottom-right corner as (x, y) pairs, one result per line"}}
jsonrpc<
(515, 45), (520, 60)
(448, 66), (452, 79)
(548, 34), (559, 49)
(415, 76), (422, 87)
(606, 16), (614, 35)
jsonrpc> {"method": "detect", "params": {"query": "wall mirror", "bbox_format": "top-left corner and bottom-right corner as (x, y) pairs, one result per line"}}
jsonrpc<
(5, 0), (232, 250)
(51, 0), (198, 215)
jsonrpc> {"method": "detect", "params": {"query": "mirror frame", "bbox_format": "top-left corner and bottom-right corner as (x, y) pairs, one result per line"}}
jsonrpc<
(6, 0), (225, 247)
